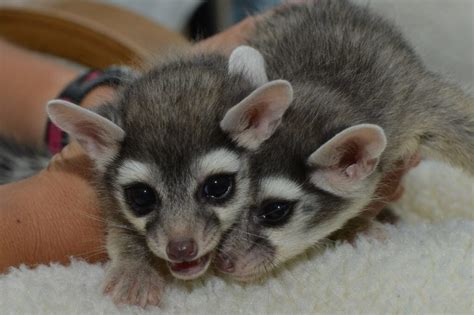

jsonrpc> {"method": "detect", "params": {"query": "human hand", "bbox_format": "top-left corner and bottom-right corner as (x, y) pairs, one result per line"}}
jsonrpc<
(193, 15), (260, 56)
(0, 8), (265, 272)
(328, 153), (421, 243)
(193, 0), (316, 55)
(364, 153), (421, 219)
(0, 85), (115, 273)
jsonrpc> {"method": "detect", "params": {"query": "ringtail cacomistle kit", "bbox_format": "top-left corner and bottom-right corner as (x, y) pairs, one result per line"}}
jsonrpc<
(1, 0), (471, 307)
(213, 1), (473, 280)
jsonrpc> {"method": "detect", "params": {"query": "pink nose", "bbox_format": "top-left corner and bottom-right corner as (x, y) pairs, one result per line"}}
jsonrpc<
(166, 239), (198, 261)
(215, 253), (235, 273)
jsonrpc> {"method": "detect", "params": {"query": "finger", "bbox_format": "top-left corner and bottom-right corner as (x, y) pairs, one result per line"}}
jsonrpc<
(193, 16), (258, 55)
(386, 185), (405, 202)
(408, 152), (421, 168)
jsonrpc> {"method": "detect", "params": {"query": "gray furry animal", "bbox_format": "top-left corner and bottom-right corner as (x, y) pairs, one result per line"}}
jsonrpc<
(211, 1), (474, 281)
(45, 52), (292, 306)
(2, 0), (472, 307)
(0, 137), (50, 184)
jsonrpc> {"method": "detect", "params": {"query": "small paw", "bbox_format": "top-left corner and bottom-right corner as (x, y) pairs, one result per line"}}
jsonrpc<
(364, 221), (389, 241)
(102, 263), (164, 307)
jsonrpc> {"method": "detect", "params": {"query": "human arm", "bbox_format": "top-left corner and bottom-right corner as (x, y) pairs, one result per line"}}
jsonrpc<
(0, 8), (416, 272)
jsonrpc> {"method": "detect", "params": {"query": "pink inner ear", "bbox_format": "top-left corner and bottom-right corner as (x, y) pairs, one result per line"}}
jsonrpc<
(74, 120), (119, 157)
(336, 141), (360, 167)
(245, 106), (262, 129)
(344, 158), (377, 180)
(335, 139), (376, 181)
(249, 100), (288, 138)
(308, 124), (386, 195)
(76, 121), (109, 148)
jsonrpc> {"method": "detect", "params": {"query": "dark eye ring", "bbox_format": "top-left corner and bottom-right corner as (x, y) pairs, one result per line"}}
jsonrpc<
(124, 183), (159, 216)
(201, 173), (235, 203)
(256, 200), (295, 227)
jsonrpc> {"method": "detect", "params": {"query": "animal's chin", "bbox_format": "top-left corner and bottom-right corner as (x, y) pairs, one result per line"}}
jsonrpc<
(229, 260), (280, 282)
(216, 263), (268, 282)
(167, 253), (212, 280)
(227, 271), (266, 283)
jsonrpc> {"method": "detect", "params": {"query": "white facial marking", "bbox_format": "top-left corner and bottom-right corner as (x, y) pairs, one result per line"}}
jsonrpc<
(259, 177), (304, 201)
(268, 190), (376, 263)
(196, 149), (241, 180)
(193, 149), (248, 230)
(117, 160), (153, 186)
(116, 160), (156, 232)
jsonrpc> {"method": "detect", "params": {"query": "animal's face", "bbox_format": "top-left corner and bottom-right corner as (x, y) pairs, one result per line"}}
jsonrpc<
(107, 147), (251, 279)
(46, 47), (294, 279)
(100, 57), (251, 279)
(215, 123), (387, 281)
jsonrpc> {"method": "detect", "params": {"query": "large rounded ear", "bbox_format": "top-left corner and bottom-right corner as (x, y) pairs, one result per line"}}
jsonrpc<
(228, 45), (268, 87)
(220, 80), (293, 150)
(307, 124), (387, 197)
(47, 100), (125, 170)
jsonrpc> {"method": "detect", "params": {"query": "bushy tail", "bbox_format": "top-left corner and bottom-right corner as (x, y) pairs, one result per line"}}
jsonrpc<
(0, 137), (51, 184)
(419, 77), (474, 176)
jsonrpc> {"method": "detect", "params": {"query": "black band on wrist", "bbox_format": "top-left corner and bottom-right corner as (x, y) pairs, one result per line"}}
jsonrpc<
(45, 65), (136, 154)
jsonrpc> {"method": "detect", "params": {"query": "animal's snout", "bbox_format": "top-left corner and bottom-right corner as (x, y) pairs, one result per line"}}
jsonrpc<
(166, 239), (198, 261)
(214, 252), (235, 273)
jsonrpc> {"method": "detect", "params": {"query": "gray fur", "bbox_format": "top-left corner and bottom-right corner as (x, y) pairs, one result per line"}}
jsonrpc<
(86, 54), (259, 304)
(0, 137), (50, 184)
(6, 0), (471, 303)
(248, 1), (473, 173)
(216, 0), (473, 280)
(100, 54), (256, 251)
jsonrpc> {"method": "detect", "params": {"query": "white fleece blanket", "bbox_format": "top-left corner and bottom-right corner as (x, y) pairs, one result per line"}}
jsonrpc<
(0, 160), (472, 314)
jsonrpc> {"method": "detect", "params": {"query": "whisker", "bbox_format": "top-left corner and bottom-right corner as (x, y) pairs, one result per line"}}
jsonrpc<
(68, 208), (136, 233)
(220, 236), (274, 255)
(225, 226), (263, 239)
(72, 246), (108, 261)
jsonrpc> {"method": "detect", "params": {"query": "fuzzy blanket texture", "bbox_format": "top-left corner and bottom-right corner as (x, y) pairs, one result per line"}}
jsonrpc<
(1, 1), (473, 313)
(0, 161), (473, 314)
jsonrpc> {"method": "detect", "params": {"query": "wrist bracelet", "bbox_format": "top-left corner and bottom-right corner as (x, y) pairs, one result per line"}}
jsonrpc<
(45, 66), (135, 154)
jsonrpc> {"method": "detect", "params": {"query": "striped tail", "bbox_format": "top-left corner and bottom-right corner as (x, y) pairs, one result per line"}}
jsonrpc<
(0, 137), (51, 184)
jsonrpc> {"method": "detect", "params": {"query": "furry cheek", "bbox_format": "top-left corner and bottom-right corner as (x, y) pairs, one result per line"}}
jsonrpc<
(232, 253), (274, 281)
(112, 160), (159, 233)
(212, 175), (251, 231)
(217, 231), (277, 281)
(111, 187), (149, 233)
(144, 228), (168, 260)
(212, 196), (247, 231)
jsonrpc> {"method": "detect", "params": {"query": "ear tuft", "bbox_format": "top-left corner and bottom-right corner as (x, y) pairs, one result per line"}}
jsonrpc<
(47, 100), (125, 167)
(307, 124), (387, 196)
(228, 45), (268, 87)
(220, 80), (293, 150)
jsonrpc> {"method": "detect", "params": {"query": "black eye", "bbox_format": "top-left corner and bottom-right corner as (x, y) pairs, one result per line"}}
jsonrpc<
(201, 174), (235, 203)
(124, 183), (158, 216)
(256, 200), (294, 227)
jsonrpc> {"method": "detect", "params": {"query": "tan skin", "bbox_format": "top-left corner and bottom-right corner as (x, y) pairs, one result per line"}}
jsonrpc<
(0, 13), (418, 274)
